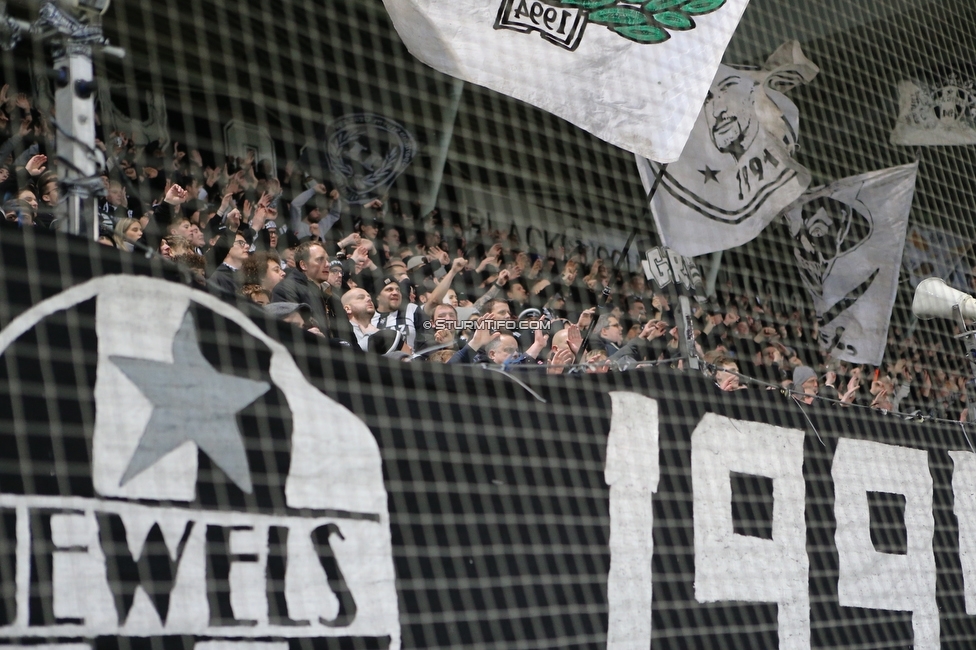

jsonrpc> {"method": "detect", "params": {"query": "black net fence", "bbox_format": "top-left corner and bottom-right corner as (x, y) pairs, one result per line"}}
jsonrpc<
(4, 226), (976, 650)
(1, 0), (976, 646)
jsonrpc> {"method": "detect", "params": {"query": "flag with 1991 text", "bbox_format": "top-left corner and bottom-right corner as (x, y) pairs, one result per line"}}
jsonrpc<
(637, 41), (818, 257)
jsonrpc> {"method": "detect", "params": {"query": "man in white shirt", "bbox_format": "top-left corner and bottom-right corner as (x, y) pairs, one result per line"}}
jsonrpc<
(342, 288), (378, 351)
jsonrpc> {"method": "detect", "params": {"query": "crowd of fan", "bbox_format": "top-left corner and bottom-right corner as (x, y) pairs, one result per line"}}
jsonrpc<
(1, 86), (973, 421)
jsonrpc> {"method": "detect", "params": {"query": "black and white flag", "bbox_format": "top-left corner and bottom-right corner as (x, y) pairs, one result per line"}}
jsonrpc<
(891, 76), (976, 146)
(636, 41), (818, 257)
(0, 276), (401, 644)
(783, 163), (918, 365)
(381, 0), (751, 163)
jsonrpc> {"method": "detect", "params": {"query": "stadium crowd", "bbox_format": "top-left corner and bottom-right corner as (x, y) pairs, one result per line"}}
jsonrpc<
(1, 86), (974, 421)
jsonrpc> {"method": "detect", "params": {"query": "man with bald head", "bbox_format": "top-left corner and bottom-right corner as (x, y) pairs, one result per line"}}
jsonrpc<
(342, 288), (379, 350)
(546, 323), (584, 374)
(484, 333), (520, 365)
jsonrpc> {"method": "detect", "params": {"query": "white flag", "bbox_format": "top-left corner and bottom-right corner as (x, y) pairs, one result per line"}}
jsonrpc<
(891, 77), (976, 146)
(382, 0), (750, 163)
(783, 163), (918, 365)
(636, 41), (819, 257)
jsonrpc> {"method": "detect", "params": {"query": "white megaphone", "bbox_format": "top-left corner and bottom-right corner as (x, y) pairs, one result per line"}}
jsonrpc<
(912, 277), (976, 321)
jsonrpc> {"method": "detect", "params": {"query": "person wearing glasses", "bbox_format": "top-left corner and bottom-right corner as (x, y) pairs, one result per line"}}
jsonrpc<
(592, 313), (624, 357)
(207, 230), (250, 297)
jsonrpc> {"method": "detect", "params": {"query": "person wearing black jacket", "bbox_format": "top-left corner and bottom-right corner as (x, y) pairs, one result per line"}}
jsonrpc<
(609, 319), (670, 364)
(271, 240), (349, 342)
(590, 313), (624, 357)
(207, 230), (249, 297)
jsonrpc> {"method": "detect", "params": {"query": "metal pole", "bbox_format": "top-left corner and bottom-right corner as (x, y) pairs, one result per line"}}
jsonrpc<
(647, 162), (698, 369)
(950, 306), (976, 424)
(54, 41), (98, 237)
(421, 77), (464, 216)
(704, 250), (723, 298)
(0, 3), (124, 238)
(677, 294), (699, 370)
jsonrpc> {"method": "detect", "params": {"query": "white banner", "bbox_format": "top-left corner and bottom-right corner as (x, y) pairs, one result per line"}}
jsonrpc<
(637, 41), (818, 257)
(382, 0), (750, 163)
(783, 163), (918, 365)
(891, 77), (976, 146)
(641, 246), (707, 301)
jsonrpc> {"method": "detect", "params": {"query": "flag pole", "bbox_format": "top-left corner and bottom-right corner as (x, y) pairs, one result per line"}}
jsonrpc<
(420, 77), (465, 215)
(645, 163), (668, 204)
(573, 163), (668, 366)
(643, 163), (702, 371)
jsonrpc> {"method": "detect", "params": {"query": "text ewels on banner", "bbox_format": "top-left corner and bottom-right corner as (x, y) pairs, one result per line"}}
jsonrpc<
(381, 0), (751, 163)
(0, 276), (401, 645)
(636, 41), (818, 257)
(783, 162), (918, 365)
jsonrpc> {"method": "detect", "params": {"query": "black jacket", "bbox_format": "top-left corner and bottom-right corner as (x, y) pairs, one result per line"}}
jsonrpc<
(207, 263), (238, 298)
(272, 268), (326, 320)
(609, 335), (667, 363)
(272, 268), (351, 342)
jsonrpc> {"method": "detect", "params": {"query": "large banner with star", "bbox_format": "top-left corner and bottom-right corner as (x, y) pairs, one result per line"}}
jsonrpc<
(6, 226), (976, 649)
(636, 41), (819, 257)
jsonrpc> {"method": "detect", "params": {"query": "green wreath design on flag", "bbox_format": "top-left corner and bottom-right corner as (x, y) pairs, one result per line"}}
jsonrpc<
(556, 0), (725, 44)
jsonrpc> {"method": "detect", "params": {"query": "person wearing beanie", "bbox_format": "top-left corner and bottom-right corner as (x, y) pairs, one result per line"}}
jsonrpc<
(792, 365), (819, 404)
(371, 275), (429, 350)
(326, 259), (345, 291)
(264, 301), (312, 327)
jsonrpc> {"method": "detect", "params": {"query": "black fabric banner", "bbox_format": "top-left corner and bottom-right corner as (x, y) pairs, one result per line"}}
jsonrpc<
(1, 227), (976, 649)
